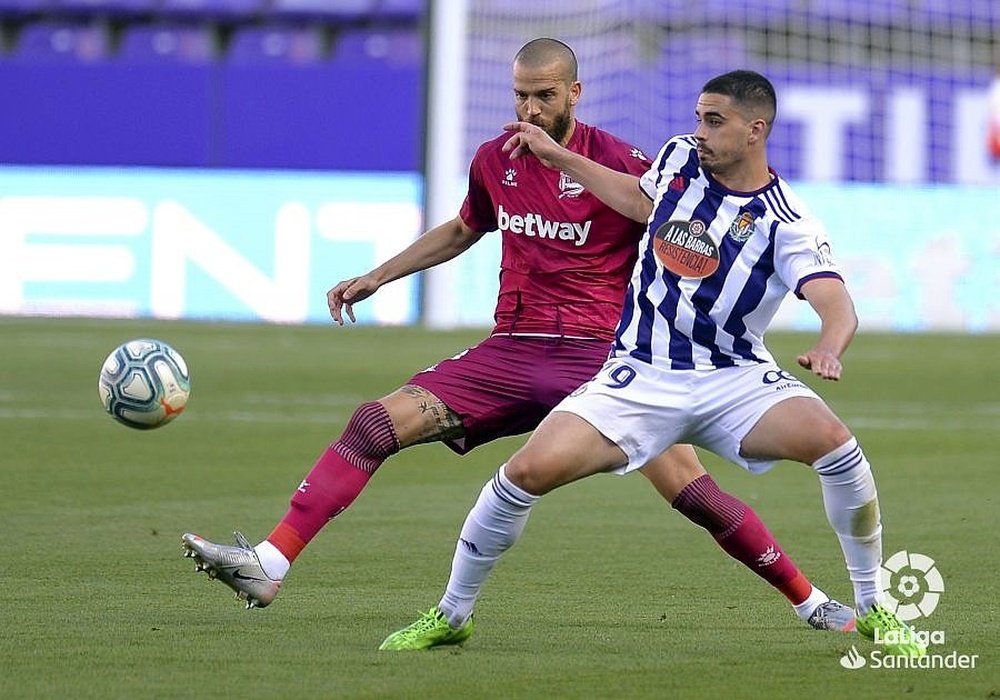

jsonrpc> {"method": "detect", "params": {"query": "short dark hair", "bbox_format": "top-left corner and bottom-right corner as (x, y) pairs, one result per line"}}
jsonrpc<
(514, 38), (578, 82)
(702, 70), (777, 129)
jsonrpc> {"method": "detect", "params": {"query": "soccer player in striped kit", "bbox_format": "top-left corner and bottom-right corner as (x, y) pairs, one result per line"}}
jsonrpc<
(181, 42), (851, 640)
(382, 69), (925, 657)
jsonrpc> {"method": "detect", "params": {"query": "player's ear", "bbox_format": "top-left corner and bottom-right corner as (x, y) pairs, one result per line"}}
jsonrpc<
(569, 80), (582, 106)
(748, 118), (767, 145)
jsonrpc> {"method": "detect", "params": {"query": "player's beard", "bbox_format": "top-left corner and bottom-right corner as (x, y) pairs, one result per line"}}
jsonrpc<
(543, 108), (573, 145)
(520, 101), (573, 145)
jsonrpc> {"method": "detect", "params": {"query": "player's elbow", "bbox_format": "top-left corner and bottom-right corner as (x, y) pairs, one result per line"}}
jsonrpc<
(629, 208), (649, 223)
(841, 295), (859, 336)
(631, 195), (653, 223)
(826, 305), (858, 349)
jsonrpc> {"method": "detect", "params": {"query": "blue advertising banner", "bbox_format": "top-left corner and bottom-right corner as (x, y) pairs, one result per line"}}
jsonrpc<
(781, 184), (1000, 332)
(1, 168), (997, 332)
(0, 167), (422, 325)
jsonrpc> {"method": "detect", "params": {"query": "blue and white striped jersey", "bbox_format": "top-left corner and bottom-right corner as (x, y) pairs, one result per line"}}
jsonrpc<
(613, 135), (843, 370)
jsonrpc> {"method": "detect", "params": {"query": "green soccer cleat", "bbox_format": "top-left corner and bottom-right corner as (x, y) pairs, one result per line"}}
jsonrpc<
(379, 607), (475, 651)
(855, 603), (927, 657)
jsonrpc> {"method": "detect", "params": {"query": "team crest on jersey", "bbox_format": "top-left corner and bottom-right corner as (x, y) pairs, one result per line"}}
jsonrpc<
(558, 171), (585, 198)
(502, 168), (518, 187)
(652, 219), (720, 279)
(728, 211), (757, 243)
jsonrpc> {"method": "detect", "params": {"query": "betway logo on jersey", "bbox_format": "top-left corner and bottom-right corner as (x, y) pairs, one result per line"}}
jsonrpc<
(497, 204), (591, 247)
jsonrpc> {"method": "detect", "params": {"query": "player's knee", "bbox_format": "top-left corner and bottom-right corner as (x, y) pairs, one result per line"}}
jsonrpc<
(661, 445), (706, 478)
(669, 474), (744, 534)
(816, 421), (854, 457)
(641, 446), (707, 501)
(336, 401), (401, 469)
(504, 454), (559, 496)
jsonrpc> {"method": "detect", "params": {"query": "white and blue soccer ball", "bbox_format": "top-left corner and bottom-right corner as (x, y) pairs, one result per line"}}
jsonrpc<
(98, 338), (191, 430)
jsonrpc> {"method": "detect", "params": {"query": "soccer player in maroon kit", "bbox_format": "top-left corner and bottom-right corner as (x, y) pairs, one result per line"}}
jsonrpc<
(182, 38), (853, 637)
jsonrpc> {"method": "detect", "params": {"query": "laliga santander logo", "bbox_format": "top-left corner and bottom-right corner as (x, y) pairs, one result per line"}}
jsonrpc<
(839, 646), (867, 670)
(878, 550), (944, 621)
(838, 550), (961, 671)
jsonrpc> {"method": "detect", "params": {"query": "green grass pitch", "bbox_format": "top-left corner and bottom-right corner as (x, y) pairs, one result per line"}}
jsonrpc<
(1, 317), (996, 699)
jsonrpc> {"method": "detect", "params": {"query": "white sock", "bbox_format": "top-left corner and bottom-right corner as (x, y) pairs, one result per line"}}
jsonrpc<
(813, 437), (882, 614)
(791, 585), (830, 621)
(254, 540), (290, 580)
(438, 464), (539, 628)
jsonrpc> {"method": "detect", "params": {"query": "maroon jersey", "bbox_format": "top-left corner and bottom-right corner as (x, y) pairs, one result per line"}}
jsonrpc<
(459, 121), (650, 341)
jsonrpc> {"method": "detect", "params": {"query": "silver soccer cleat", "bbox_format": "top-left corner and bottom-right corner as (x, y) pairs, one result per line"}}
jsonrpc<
(182, 531), (281, 609)
(806, 599), (856, 632)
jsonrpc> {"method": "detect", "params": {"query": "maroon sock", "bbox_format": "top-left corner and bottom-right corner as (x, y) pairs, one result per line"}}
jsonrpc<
(672, 474), (811, 604)
(267, 401), (399, 562)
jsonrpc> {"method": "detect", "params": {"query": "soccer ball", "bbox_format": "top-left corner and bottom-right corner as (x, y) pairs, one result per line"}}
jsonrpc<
(98, 338), (191, 430)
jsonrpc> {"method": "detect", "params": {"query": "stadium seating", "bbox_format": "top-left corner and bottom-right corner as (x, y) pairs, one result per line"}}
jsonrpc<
(267, 0), (377, 22)
(227, 24), (324, 64)
(52, 0), (158, 17)
(0, 40), (214, 165)
(159, 0), (264, 20)
(920, 0), (1000, 28)
(13, 21), (110, 62)
(810, 0), (921, 26)
(0, 0), (992, 178)
(332, 26), (422, 67)
(118, 23), (217, 63)
(370, 0), (425, 21)
(807, 0), (996, 28)
(219, 23), (422, 170)
(634, 0), (803, 26)
(0, 0), (51, 17)
(660, 32), (748, 70)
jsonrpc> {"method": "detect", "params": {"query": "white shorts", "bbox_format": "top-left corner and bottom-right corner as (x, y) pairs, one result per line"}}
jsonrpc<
(554, 357), (822, 475)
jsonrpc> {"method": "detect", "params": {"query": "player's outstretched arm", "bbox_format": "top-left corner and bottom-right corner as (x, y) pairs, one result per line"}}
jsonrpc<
(327, 216), (485, 324)
(796, 277), (859, 380)
(502, 121), (652, 223)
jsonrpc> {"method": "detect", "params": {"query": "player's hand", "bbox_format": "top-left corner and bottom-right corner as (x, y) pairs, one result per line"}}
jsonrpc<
(502, 121), (562, 167)
(327, 275), (379, 325)
(796, 348), (843, 381)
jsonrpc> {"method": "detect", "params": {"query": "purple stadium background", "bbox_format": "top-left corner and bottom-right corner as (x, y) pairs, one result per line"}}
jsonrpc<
(1, 0), (998, 183)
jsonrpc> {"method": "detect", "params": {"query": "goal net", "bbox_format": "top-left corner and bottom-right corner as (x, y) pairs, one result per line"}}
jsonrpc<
(462, 0), (1000, 184)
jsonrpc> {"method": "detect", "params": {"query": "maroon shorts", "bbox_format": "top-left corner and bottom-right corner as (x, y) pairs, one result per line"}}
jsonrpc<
(409, 335), (611, 454)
